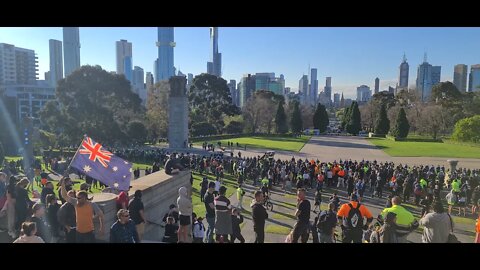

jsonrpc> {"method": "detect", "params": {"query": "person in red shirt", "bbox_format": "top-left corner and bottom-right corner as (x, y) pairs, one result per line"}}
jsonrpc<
(116, 191), (129, 211)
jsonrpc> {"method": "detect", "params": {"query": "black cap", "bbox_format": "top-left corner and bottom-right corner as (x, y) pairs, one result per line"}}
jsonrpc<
(219, 186), (227, 194)
(208, 181), (216, 188)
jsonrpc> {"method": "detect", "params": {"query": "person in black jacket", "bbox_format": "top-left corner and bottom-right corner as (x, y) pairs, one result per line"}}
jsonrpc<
(230, 208), (245, 243)
(251, 190), (268, 243)
(45, 194), (60, 238)
(316, 202), (338, 243)
(57, 190), (77, 243)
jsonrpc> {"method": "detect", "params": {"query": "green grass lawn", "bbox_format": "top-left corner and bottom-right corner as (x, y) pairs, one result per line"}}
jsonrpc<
(191, 172), (238, 218)
(194, 135), (311, 152)
(367, 138), (480, 158)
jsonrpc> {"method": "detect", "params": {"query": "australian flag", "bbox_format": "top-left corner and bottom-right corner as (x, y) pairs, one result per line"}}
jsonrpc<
(70, 136), (132, 191)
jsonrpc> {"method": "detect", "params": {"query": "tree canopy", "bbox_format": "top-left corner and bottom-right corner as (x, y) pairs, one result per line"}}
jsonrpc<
(290, 101), (303, 133)
(189, 73), (241, 133)
(39, 65), (145, 146)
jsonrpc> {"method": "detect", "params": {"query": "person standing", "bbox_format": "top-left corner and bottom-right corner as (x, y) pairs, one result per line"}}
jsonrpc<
(236, 185), (245, 210)
(337, 193), (373, 243)
(57, 190), (77, 243)
(177, 186), (192, 243)
(251, 190), (268, 243)
(380, 196), (418, 243)
(230, 208), (245, 243)
(128, 190), (146, 242)
(316, 202), (338, 243)
(15, 178), (33, 232)
(203, 181), (216, 243)
(291, 188), (311, 243)
(110, 209), (139, 243)
(419, 202), (452, 243)
(60, 178), (104, 243)
(13, 222), (44, 243)
(214, 186), (232, 243)
(29, 203), (51, 243)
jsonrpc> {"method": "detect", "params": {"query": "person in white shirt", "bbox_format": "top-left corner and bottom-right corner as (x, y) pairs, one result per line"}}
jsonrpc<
(192, 217), (206, 243)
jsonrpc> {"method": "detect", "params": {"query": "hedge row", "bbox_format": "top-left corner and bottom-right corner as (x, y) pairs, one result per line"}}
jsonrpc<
(190, 133), (298, 143)
(386, 135), (443, 143)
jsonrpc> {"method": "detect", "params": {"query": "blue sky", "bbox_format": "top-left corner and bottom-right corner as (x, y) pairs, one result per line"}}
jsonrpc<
(1, 27), (480, 99)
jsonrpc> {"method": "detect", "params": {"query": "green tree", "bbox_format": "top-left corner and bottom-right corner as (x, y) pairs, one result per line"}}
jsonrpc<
(313, 103), (329, 133)
(391, 107), (410, 138)
(39, 65), (144, 145)
(346, 101), (361, 135)
(275, 101), (288, 134)
(374, 104), (390, 135)
(191, 122), (217, 137)
(189, 73), (241, 133)
(127, 121), (148, 145)
(452, 115), (480, 143)
(290, 101), (303, 133)
(431, 81), (462, 106)
(341, 106), (351, 130)
(224, 121), (244, 134)
(146, 81), (169, 142)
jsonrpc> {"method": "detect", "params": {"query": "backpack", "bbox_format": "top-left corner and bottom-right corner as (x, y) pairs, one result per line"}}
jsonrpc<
(343, 203), (363, 229)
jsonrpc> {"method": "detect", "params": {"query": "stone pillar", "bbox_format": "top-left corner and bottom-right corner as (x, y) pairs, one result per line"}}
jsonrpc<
(168, 76), (189, 149)
(447, 160), (458, 173)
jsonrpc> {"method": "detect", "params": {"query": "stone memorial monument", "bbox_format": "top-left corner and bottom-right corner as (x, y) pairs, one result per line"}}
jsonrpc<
(168, 76), (189, 149)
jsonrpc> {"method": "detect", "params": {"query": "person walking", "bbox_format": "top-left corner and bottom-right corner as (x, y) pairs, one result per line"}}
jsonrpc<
(419, 201), (452, 243)
(290, 188), (311, 243)
(380, 196), (418, 243)
(128, 190), (146, 242)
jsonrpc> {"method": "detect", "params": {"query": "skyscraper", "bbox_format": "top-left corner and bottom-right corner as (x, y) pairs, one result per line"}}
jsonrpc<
(333, 93), (340, 107)
(116, 39), (132, 75)
(132, 66), (144, 92)
(298, 75), (309, 105)
(469, 64), (480, 92)
(155, 27), (175, 82)
(0, 43), (38, 85)
(453, 64), (468, 92)
(356, 85), (371, 102)
(227, 79), (237, 105)
(63, 27), (80, 77)
(238, 74), (256, 108)
(310, 68), (318, 106)
(49, 39), (63, 87)
(374, 77), (379, 94)
(123, 56), (132, 82)
(324, 77), (332, 104)
(207, 27), (222, 77)
(145, 72), (154, 92)
(416, 54), (440, 102)
(398, 54), (409, 89)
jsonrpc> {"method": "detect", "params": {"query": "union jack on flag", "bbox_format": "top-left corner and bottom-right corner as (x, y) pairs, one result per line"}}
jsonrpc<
(70, 136), (132, 191)
(78, 137), (113, 168)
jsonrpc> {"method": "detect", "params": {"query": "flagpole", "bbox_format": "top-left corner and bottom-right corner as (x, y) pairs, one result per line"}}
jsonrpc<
(64, 134), (87, 178)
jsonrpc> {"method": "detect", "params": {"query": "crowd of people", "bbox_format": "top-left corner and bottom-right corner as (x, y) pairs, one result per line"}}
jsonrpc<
(2, 145), (480, 243)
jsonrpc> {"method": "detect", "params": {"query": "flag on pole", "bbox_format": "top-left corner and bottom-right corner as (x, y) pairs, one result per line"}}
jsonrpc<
(70, 136), (132, 191)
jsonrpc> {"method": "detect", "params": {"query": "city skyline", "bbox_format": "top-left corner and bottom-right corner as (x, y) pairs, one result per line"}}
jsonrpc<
(1, 27), (480, 99)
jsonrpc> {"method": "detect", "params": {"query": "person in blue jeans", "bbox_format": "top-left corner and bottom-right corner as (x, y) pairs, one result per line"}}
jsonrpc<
(203, 181), (216, 243)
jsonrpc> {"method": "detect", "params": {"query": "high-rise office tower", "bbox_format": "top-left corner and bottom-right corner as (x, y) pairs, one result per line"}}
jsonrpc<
(374, 77), (379, 94)
(356, 85), (371, 102)
(469, 64), (480, 92)
(207, 27), (222, 77)
(324, 77), (332, 103)
(145, 72), (154, 91)
(333, 93), (340, 107)
(155, 27), (175, 82)
(227, 79), (237, 105)
(49, 39), (63, 87)
(63, 27), (80, 77)
(116, 39), (132, 75)
(238, 74), (256, 108)
(416, 54), (440, 102)
(310, 68), (318, 105)
(398, 53), (409, 89)
(298, 75), (309, 105)
(453, 64), (468, 92)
